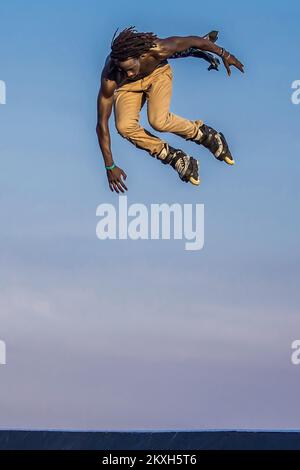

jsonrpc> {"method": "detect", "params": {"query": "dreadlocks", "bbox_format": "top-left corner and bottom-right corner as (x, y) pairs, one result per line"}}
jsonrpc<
(110, 26), (158, 62)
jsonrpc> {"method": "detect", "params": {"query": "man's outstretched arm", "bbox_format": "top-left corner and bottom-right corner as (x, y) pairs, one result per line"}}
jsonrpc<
(96, 61), (128, 193)
(159, 35), (244, 76)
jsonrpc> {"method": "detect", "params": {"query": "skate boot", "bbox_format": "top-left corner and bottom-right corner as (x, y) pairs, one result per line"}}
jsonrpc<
(189, 123), (235, 165)
(157, 144), (200, 186)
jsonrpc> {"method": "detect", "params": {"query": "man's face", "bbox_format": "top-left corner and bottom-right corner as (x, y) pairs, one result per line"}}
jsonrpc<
(116, 57), (141, 80)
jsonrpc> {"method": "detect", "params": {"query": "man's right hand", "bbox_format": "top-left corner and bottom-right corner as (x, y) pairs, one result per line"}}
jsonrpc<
(107, 166), (128, 193)
(221, 51), (244, 76)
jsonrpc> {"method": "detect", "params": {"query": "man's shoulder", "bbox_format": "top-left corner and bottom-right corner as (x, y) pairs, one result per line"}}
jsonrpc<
(148, 38), (167, 59)
(102, 53), (117, 81)
(104, 53), (114, 70)
(149, 37), (177, 61)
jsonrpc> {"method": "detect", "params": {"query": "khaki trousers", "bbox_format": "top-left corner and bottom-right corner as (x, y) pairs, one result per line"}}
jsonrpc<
(113, 63), (203, 158)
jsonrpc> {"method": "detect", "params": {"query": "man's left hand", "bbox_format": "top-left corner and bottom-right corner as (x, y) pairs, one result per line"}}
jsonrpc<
(222, 51), (244, 76)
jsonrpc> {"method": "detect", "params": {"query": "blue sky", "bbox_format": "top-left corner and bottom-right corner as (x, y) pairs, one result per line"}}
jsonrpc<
(0, 0), (300, 430)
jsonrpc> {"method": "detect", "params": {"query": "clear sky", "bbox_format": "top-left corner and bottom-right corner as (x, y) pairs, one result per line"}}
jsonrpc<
(0, 0), (300, 430)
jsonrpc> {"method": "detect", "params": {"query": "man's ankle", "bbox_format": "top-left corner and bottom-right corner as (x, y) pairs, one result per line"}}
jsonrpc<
(157, 143), (169, 161)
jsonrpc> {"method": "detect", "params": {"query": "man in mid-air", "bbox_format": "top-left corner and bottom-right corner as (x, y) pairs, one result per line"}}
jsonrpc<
(96, 26), (244, 193)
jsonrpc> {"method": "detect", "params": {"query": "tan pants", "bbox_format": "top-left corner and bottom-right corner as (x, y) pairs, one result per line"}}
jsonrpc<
(113, 63), (203, 158)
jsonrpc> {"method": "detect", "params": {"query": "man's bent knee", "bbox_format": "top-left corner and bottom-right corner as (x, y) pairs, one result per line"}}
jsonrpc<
(149, 116), (169, 132)
(116, 123), (140, 138)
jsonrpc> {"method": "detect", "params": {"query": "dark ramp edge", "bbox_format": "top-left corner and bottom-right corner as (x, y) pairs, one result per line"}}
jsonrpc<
(1, 431), (300, 450)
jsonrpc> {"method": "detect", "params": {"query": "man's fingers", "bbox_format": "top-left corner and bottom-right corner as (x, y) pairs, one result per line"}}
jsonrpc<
(233, 56), (244, 73)
(115, 180), (125, 193)
(109, 179), (127, 193)
(119, 177), (128, 191)
(223, 58), (231, 76)
(224, 56), (245, 75)
(236, 61), (244, 72)
(121, 170), (127, 179)
(112, 181), (120, 193)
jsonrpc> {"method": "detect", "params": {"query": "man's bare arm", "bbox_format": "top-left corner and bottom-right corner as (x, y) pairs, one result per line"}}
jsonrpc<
(96, 59), (128, 193)
(96, 79), (116, 167)
(158, 35), (244, 75)
(159, 36), (220, 56)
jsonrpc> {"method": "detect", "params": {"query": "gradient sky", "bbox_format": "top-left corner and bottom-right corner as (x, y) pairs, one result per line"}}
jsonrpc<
(0, 0), (300, 430)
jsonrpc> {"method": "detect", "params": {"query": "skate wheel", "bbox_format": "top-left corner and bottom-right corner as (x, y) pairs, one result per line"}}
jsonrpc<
(224, 156), (235, 165)
(189, 159), (200, 185)
(189, 176), (200, 185)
